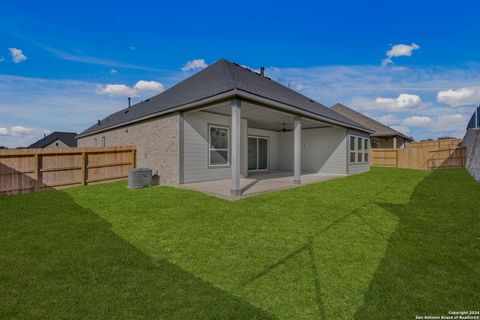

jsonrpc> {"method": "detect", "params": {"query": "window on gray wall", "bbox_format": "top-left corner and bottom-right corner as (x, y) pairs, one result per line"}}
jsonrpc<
(364, 138), (369, 162)
(209, 125), (229, 166)
(357, 137), (363, 162)
(102, 136), (106, 147)
(350, 136), (356, 163)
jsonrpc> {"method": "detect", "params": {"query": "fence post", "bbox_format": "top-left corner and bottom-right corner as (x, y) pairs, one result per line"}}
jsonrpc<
(81, 152), (87, 185)
(34, 153), (42, 192)
(396, 149), (399, 168)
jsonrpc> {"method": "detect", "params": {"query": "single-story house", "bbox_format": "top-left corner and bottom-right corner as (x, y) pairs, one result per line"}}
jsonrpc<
(29, 131), (78, 148)
(331, 103), (413, 148)
(77, 59), (373, 196)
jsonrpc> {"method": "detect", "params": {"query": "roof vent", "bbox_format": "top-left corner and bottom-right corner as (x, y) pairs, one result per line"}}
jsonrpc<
(97, 120), (101, 125)
(260, 66), (265, 76)
(128, 168), (153, 189)
(128, 97), (131, 108)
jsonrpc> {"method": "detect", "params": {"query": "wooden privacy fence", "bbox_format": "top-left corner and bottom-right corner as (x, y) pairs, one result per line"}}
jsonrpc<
(0, 146), (136, 195)
(372, 139), (466, 169)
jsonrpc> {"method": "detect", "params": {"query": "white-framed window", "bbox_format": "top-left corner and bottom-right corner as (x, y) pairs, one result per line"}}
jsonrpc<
(372, 141), (380, 149)
(94, 138), (98, 147)
(350, 136), (356, 163)
(208, 125), (229, 166)
(364, 138), (369, 162)
(350, 135), (370, 164)
(101, 136), (106, 147)
(357, 137), (363, 162)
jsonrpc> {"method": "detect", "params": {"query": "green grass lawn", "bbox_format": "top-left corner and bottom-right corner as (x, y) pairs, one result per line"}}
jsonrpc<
(1, 168), (479, 319)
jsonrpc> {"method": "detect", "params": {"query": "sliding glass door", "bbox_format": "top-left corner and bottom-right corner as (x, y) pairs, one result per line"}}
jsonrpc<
(248, 137), (268, 171)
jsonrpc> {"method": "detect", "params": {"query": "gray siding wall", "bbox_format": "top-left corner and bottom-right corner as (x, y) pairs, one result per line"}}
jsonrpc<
(348, 129), (371, 175)
(277, 126), (348, 175)
(77, 113), (180, 184)
(183, 111), (248, 183)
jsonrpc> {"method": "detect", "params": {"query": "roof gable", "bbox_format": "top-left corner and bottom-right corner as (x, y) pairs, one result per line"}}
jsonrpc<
(28, 132), (78, 148)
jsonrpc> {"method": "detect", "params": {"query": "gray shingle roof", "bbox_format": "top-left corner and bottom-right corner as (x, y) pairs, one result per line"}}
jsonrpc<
(331, 103), (413, 141)
(28, 131), (78, 148)
(79, 59), (371, 137)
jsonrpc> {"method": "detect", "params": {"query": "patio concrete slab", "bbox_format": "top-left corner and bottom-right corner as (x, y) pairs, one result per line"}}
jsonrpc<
(180, 171), (346, 199)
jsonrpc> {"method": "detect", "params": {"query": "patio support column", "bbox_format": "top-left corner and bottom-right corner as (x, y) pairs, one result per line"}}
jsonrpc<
(293, 116), (302, 185)
(393, 136), (397, 149)
(231, 98), (242, 196)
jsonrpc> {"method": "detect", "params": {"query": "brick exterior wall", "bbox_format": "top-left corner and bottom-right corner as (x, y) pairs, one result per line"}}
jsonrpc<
(77, 113), (180, 184)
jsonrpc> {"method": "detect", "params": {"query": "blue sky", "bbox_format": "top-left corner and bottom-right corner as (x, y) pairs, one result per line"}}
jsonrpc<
(1, 0), (480, 147)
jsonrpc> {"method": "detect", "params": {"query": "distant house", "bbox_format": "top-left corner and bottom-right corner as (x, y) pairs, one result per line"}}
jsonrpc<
(28, 131), (78, 148)
(331, 103), (413, 148)
(77, 59), (373, 195)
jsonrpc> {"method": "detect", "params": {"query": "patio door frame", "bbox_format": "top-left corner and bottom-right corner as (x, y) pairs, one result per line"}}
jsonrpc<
(248, 135), (269, 172)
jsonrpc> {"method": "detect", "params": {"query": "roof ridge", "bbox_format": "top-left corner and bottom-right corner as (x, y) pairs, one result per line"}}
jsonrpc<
(220, 59), (237, 89)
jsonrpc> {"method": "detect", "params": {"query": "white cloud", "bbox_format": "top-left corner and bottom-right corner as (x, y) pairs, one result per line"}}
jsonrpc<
(96, 84), (136, 96)
(381, 43), (420, 66)
(432, 114), (469, 133)
(0, 126), (46, 137)
(391, 125), (410, 135)
(9, 126), (34, 136)
(110, 69), (118, 75)
(366, 93), (423, 111)
(8, 48), (27, 63)
(133, 80), (164, 93)
(295, 83), (305, 90)
(129, 46), (136, 50)
(182, 59), (208, 72)
(0, 57), (4, 62)
(402, 116), (433, 127)
(97, 80), (165, 96)
(398, 113), (469, 138)
(437, 86), (480, 106)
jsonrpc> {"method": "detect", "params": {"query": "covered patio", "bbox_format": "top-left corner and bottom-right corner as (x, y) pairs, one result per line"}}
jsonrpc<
(181, 170), (345, 199)
(181, 94), (353, 197)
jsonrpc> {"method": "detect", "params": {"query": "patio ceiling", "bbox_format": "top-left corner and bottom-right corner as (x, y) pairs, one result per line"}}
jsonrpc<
(200, 100), (332, 132)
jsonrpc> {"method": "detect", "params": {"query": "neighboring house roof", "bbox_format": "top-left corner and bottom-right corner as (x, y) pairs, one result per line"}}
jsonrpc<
(78, 59), (372, 138)
(28, 131), (78, 148)
(331, 103), (414, 141)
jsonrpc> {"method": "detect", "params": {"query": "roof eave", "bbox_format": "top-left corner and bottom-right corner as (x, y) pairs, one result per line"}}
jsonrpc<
(77, 88), (373, 139)
(76, 89), (238, 139)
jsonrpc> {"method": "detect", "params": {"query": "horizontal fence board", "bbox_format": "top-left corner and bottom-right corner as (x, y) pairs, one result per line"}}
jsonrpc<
(372, 139), (466, 170)
(0, 146), (136, 195)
